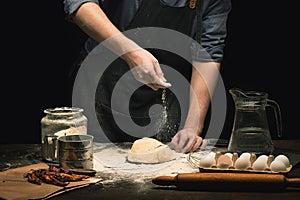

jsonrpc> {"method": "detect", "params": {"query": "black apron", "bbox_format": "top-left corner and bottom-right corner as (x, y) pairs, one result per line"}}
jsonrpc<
(96, 0), (201, 142)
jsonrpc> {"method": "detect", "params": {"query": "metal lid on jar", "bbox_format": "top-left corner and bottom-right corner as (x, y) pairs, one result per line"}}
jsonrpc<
(44, 107), (84, 116)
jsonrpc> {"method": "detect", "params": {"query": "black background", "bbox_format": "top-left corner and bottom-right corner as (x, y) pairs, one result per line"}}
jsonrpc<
(2, 1), (299, 143)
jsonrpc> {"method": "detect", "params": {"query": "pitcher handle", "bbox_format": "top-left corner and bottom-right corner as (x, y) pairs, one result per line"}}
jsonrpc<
(267, 99), (283, 138)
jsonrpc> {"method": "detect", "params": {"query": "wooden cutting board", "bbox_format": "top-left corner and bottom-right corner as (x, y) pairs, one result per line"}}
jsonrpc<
(0, 163), (102, 200)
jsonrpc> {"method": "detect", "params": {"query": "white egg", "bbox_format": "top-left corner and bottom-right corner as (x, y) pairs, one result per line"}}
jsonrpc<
(256, 155), (268, 161)
(270, 160), (287, 172)
(252, 158), (267, 171)
(235, 157), (251, 170)
(274, 155), (290, 167)
(199, 155), (216, 168)
(239, 152), (251, 159)
(208, 151), (216, 158)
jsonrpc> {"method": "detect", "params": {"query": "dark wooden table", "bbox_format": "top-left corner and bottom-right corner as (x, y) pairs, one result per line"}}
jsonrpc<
(1, 140), (300, 200)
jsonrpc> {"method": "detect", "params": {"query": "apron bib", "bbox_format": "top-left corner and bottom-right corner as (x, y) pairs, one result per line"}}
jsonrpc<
(96, 0), (200, 142)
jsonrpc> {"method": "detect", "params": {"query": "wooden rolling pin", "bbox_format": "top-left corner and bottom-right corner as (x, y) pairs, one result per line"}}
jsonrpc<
(152, 172), (300, 191)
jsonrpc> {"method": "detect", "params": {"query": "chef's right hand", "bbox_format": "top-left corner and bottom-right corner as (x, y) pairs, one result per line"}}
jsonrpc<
(122, 49), (171, 91)
(170, 128), (207, 153)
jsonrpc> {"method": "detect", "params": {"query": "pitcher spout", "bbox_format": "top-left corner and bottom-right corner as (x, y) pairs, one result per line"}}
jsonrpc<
(229, 87), (248, 99)
(229, 87), (268, 103)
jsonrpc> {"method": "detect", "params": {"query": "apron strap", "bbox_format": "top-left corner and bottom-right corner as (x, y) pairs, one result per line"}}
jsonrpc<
(195, 0), (202, 44)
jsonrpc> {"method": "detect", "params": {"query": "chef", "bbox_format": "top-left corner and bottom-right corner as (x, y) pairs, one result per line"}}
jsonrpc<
(63, 0), (231, 153)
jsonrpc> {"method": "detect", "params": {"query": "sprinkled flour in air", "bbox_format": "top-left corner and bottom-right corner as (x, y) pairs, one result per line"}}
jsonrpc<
(154, 89), (178, 142)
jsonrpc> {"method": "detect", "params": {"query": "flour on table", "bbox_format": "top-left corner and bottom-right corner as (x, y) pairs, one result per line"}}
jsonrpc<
(92, 142), (199, 183)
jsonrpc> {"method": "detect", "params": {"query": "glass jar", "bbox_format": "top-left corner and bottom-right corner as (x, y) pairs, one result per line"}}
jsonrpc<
(40, 107), (88, 162)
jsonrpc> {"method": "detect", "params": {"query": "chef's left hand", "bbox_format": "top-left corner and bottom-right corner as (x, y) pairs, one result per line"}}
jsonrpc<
(170, 128), (207, 153)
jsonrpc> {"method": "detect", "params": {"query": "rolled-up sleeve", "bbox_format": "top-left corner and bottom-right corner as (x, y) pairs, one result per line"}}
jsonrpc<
(63, 0), (99, 17)
(192, 0), (232, 62)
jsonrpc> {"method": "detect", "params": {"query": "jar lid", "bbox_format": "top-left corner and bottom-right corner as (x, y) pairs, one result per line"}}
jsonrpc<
(44, 107), (84, 116)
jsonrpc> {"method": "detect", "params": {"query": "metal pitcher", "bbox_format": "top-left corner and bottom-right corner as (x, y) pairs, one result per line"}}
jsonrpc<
(227, 88), (282, 154)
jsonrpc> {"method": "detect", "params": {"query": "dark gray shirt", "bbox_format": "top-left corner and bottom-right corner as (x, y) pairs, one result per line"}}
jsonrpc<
(63, 0), (231, 62)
